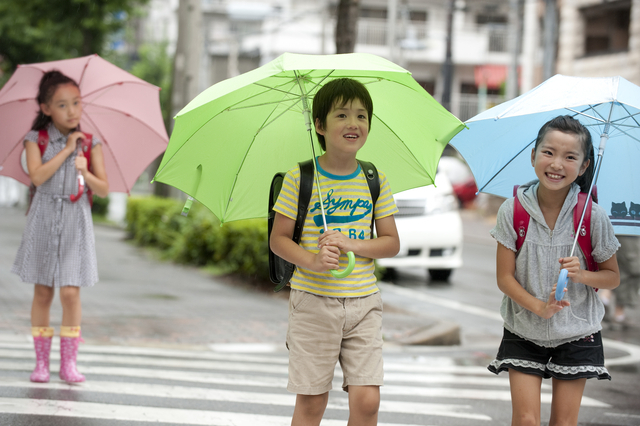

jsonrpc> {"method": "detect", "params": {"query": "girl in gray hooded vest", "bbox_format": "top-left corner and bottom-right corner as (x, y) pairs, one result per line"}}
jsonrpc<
(488, 116), (620, 426)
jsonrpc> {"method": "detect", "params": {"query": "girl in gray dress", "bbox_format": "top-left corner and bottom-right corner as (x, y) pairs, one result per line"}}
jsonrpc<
(12, 71), (109, 383)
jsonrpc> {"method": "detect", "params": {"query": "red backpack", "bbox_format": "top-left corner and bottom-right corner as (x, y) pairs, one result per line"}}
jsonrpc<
(513, 185), (598, 272)
(27, 129), (93, 213)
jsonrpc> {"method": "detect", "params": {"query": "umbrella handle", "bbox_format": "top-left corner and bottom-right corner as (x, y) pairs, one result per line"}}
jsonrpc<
(555, 269), (568, 301)
(330, 251), (356, 278)
(69, 172), (85, 203)
(69, 140), (86, 203)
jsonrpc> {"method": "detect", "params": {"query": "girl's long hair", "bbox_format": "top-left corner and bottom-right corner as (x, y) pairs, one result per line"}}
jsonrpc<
(534, 115), (596, 200)
(31, 70), (80, 131)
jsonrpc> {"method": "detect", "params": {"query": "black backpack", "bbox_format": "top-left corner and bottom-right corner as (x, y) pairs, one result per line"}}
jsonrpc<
(268, 159), (380, 292)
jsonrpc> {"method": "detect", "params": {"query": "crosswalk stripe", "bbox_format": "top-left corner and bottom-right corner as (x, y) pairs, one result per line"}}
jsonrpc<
(0, 361), (288, 388)
(0, 378), (490, 421)
(0, 360), (605, 408)
(382, 385), (610, 407)
(0, 397), (426, 426)
(0, 341), (290, 364)
(0, 349), (290, 374)
(0, 348), (511, 389)
(0, 335), (613, 423)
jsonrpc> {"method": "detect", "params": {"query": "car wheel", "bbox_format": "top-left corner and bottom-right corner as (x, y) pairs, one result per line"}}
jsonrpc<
(428, 269), (452, 282)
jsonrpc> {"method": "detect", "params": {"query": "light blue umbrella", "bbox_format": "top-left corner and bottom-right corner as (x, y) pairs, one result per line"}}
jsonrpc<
(450, 74), (640, 238)
(449, 75), (640, 300)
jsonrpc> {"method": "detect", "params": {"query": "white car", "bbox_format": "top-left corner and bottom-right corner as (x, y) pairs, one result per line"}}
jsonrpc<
(377, 169), (463, 282)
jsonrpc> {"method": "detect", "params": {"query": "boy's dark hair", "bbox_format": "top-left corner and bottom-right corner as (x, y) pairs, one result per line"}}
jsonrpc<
(31, 70), (79, 131)
(312, 78), (373, 150)
(534, 115), (595, 197)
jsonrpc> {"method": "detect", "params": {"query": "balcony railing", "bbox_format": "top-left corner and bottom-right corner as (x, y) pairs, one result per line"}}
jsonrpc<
(458, 93), (504, 122)
(355, 18), (427, 46)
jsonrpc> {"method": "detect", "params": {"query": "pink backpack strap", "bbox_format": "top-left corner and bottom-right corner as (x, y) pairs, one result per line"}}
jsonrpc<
(80, 133), (94, 207)
(37, 129), (49, 156)
(574, 192), (598, 272)
(513, 185), (530, 252)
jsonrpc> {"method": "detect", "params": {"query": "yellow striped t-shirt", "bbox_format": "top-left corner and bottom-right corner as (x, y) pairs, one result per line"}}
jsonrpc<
(273, 159), (398, 297)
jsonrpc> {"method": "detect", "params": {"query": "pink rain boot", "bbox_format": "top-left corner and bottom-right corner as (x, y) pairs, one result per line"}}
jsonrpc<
(30, 327), (54, 383)
(59, 326), (85, 383)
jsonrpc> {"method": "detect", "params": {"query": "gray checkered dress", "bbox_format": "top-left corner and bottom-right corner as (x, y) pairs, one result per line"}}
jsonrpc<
(12, 124), (100, 288)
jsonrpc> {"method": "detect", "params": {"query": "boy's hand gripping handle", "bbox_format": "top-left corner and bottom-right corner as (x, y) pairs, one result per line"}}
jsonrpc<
(69, 138), (85, 203)
(330, 251), (356, 278)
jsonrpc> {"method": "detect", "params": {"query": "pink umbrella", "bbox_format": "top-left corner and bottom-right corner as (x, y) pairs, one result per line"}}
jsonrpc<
(0, 54), (169, 193)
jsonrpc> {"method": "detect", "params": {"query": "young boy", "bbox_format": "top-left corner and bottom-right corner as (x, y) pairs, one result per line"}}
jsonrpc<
(270, 78), (400, 426)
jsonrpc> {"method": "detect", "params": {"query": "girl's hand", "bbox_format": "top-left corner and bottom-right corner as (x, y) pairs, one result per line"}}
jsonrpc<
(65, 132), (85, 155)
(537, 284), (570, 319)
(559, 256), (585, 283)
(318, 229), (353, 253)
(311, 245), (340, 272)
(75, 153), (88, 174)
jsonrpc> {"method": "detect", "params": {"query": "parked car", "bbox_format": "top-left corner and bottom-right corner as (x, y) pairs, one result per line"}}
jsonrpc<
(377, 168), (463, 282)
(437, 155), (478, 207)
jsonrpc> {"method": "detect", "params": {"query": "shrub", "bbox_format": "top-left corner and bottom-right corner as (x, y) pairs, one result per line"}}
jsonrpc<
(91, 195), (109, 217)
(125, 197), (384, 286)
(125, 197), (269, 281)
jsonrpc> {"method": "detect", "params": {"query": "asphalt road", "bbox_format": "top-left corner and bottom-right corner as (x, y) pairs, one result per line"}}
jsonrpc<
(0, 206), (639, 425)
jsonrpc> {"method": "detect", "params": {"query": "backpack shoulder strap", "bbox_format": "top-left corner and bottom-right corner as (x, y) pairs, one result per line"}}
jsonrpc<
(80, 133), (93, 172)
(574, 192), (598, 272)
(294, 159), (315, 244)
(513, 185), (530, 252)
(80, 133), (94, 206)
(357, 160), (379, 237)
(37, 129), (49, 157)
(357, 160), (380, 205)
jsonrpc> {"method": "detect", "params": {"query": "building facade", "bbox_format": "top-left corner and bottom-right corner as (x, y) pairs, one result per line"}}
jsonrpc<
(557, 0), (639, 84)
(140, 0), (533, 122)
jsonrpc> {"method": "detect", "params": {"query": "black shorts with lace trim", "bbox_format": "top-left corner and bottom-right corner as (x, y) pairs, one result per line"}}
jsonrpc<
(487, 328), (611, 380)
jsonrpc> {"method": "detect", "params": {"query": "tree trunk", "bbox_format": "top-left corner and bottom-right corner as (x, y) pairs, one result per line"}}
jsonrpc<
(335, 0), (361, 54)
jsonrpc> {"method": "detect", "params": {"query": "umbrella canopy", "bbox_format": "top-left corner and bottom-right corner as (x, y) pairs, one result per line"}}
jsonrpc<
(153, 52), (465, 224)
(450, 74), (640, 236)
(0, 54), (169, 193)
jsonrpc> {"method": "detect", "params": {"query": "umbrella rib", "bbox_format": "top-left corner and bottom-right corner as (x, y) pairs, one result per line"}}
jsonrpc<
(478, 138), (536, 193)
(227, 97), (301, 112)
(82, 113), (130, 194)
(607, 125), (640, 144)
(616, 103), (640, 127)
(221, 83), (304, 220)
(81, 81), (158, 103)
(372, 114), (436, 185)
(565, 106), (607, 124)
(82, 101), (169, 142)
(77, 55), (94, 87)
(156, 86), (290, 178)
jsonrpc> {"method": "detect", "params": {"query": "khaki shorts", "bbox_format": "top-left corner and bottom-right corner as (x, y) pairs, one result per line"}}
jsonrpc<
(286, 289), (384, 395)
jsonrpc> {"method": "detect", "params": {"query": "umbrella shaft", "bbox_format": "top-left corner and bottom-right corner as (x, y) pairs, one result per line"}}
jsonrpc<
(569, 132), (608, 257)
(295, 71), (329, 232)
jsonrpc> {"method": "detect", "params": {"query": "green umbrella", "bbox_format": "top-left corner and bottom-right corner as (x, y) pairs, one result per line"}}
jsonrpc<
(154, 52), (465, 225)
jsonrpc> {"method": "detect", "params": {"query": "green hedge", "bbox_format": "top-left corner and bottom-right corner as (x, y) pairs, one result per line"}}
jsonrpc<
(125, 197), (269, 281)
(125, 196), (384, 285)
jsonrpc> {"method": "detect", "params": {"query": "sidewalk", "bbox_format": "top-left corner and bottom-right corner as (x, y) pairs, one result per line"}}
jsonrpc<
(0, 206), (458, 348)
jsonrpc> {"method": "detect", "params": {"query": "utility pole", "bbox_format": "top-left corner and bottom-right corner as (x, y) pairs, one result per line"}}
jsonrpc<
(172, 0), (202, 121)
(441, 0), (455, 112)
(506, 0), (522, 100)
(387, 0), (398, 63)
(157, 0), (202, 198)
(336, 0), (361, 53)
(543, 0), (557, 80)
(521, 0), (539, 92)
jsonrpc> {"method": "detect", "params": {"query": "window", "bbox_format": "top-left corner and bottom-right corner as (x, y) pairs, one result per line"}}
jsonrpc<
(581, 0), (630, 56)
